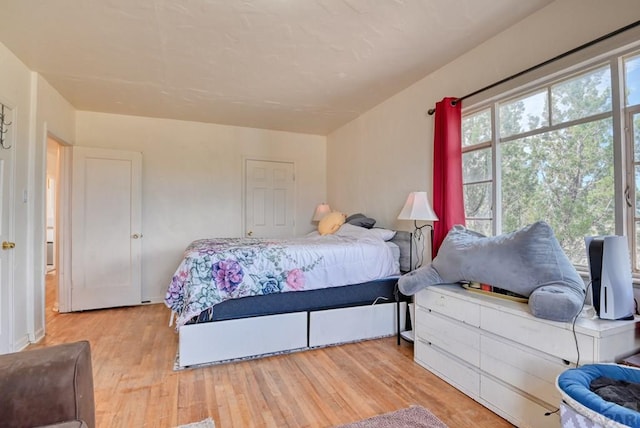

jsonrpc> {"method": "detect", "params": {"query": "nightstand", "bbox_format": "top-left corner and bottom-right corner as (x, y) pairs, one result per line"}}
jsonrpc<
(395, 285), (413, 344)
(400, 329), (414, 342)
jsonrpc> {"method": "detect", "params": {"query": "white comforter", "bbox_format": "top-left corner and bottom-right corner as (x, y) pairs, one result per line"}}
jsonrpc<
(165, 224), (400, 327)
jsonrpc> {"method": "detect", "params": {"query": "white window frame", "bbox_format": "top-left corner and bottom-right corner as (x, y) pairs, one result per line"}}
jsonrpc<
(462, 43), (640, 274)
(626, 105), (640, 271)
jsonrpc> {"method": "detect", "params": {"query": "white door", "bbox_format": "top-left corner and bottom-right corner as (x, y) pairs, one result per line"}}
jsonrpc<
(245, 159), (295, 238)
(0, 106), (14, 353)
(71, 147), (142, 311)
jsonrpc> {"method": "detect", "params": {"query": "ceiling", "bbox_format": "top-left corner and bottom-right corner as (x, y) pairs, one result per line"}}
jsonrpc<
(0, 0), (553, 135)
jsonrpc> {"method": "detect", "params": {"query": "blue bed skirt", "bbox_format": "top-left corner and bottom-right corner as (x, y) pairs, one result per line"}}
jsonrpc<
(187, 277), (404, 324)
(558, 364), (640, 427)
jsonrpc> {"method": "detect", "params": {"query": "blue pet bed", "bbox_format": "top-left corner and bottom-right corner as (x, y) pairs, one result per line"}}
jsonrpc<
(557, 364), (640, 427)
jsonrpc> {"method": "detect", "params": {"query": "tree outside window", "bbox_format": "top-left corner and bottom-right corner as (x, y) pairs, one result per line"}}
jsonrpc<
(462, 64), (619, 268)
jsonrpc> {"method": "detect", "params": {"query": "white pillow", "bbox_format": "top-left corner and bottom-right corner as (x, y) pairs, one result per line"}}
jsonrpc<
(334, 223), (370, 238)
(368, 228), (397, 241)
(335, 224), (396, 241)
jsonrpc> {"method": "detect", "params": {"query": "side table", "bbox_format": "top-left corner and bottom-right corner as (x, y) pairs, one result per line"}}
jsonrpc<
(395, 283), (412, 344)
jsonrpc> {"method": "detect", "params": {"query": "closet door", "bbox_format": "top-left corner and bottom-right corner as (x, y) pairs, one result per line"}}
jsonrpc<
(71, 147), (142, 311)
(245, 159), (295, 238)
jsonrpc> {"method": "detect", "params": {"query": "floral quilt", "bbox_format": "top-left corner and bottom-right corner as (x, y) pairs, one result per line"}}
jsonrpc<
(165, 233), (399, 327)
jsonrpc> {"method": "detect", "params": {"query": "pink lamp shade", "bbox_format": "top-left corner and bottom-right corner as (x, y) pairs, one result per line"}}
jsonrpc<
(312, 203), (332, 221)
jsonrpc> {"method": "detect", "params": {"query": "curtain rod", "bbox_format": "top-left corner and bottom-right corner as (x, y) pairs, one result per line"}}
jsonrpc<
(427, 18), (640, 115)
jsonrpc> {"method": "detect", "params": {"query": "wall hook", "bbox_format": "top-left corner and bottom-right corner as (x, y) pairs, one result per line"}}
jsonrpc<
(0, 104), (12, 149)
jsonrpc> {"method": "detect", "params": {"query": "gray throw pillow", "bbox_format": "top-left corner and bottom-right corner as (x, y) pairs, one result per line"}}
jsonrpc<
(398, 221), (586, 322)
(345, 213), (376, 229)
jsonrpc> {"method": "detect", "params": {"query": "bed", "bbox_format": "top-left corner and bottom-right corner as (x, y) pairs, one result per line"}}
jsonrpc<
(165, 223), (410, 367)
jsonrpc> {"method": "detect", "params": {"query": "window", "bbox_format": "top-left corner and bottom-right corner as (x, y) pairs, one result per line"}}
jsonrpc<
(625, 53), (640, 270)
(462, 109), (493, 236)
(463, 50), (640, 271)
(625, 53), (640, 105)
(499, 89), (548, 137)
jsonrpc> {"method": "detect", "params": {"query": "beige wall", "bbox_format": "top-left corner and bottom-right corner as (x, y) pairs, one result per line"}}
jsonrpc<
(327, 0), (640, 232)
(75, 112), (326, 302)
(0, 41), (32, 350)
(0, 42), (76, 349)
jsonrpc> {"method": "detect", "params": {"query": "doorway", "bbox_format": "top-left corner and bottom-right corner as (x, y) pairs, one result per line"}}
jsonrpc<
(45, 137), (61, 315)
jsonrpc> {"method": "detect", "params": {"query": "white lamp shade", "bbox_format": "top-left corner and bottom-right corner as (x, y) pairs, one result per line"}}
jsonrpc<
(312, 203), (332, 221)
(397, 192), (439, 221)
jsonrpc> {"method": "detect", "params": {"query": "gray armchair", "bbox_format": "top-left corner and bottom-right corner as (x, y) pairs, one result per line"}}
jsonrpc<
(0, 341), (95, 428)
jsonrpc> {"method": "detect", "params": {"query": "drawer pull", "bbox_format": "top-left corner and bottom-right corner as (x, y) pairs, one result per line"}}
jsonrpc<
(563, 359), (571, 366)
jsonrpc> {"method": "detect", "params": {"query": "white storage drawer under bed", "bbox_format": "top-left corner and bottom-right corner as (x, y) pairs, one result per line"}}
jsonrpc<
(178, 302), (406, 368)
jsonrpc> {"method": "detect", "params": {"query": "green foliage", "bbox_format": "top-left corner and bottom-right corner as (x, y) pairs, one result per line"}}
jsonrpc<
(464, 69), (615, 265)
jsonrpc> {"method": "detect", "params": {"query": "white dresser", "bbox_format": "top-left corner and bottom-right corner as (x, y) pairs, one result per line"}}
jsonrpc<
(414, 285), (640, 428)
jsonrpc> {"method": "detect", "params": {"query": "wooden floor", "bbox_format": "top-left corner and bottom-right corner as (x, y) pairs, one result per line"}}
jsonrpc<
(29, 273), (513, 428)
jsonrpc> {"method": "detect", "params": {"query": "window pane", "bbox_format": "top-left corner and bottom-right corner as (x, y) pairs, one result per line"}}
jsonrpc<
(499, 90), (548, 138)
(635, 112), (640, 163)
(466, 219), (492, 237)
(551, 66), (611, 124)
(463, 109), (491, 147)
(500, 118), (614, 265)
(636, 221), (640, 270)
(464, 182), (492, 218)
(625, 54), (640, 107)
(636, 165), (640, 217)
(634, 111), (640, 270)
(463, 148), (491, 182)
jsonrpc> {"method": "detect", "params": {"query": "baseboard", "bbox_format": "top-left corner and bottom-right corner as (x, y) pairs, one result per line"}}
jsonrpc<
(142, 296), (165, 305)
(14, 334), (31, 352)
(32, 327), (46, 344)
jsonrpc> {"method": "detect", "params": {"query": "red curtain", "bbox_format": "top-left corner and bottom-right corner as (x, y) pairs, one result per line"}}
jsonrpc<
(432, 97), (465, 256)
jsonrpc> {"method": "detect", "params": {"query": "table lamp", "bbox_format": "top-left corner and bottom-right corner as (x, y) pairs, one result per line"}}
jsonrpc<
(397, 191), (439, 343)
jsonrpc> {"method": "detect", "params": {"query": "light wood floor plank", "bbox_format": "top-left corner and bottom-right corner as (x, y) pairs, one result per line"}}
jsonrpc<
(29, 273), (514, 427)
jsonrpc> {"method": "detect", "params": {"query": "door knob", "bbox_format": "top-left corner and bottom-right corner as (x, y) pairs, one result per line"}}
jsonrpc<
(247, 230), (253, 237)
(2, 241), (15, 250)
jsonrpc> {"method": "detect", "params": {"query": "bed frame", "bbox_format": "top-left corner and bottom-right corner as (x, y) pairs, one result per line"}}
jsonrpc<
(175, 230), (412, 368)
(177, 278), (408, 367)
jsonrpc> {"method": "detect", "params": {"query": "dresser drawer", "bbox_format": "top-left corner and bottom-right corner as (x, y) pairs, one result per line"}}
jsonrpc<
(481, 375), (559, 428)
(416, 307), (480, 366)
(481, 335), (567, 406)
(416, 338), (480, 398)
(416, 288), (480, 327)
(480, 305), (593, 363)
